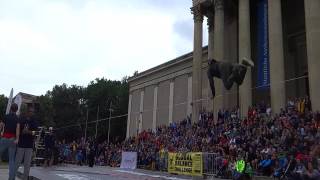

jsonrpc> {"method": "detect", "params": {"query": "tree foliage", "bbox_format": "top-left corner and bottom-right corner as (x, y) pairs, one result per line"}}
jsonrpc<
(37, 94), (55, 127)
(0, 94), (8, 119)
(38, 78), (129, 142)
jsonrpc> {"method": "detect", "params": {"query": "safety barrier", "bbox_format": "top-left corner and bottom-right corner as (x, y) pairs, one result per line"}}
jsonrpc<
(158, 151), (168, 172)
(153, 152), (220, 177)
(202, 152), (220, 176)
(167, 152), (203, 176)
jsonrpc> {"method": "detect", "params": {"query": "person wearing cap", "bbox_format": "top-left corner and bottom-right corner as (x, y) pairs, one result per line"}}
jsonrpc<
(0, 103), (20, 180)
(15, 105), (38, 180)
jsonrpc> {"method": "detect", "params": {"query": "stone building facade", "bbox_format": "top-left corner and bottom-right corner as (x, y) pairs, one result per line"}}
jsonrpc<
(13, 92), (39, 115)
(126, 0), (320, 137)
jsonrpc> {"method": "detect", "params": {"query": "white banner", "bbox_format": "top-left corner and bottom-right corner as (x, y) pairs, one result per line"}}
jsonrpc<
(120, 152), (137, 170)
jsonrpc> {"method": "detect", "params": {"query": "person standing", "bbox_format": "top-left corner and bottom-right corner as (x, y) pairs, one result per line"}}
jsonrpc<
(0, 103), (20, 180)
(15, 106), (38, 180)
(44, 127), (55, 167)
(76, 150), (83, 166)
(88, 143), (95, 167)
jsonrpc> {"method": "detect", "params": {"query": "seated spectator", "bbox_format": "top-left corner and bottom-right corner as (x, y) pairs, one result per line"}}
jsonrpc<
(303, 162), (320, 180)
(273, 155), (288, 178)
(258, 154), (274, 176)
(292, 158), (307, 179)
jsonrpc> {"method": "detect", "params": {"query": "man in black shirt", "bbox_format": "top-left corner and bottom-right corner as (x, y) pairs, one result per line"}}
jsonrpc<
(44, 127), (55, 167)
(0, 103), (20, 180)
(88, 143), (95, 167)
(207, 58), (254, 98)
(15, 106), (38, 180)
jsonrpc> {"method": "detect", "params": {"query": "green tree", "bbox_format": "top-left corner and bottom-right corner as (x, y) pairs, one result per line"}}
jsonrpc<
(36, 77), (129, 142)
(50, 84), (85, 141)
(37, 93), (55, 127)
(86, 78), (128, 141)
(0, 94), (8, 119)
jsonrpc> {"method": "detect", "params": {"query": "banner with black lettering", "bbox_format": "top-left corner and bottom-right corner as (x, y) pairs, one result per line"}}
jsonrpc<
(168, 152), (203, 176)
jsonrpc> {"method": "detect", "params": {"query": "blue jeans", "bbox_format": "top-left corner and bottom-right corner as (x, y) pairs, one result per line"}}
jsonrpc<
(0, 138), (17, 180)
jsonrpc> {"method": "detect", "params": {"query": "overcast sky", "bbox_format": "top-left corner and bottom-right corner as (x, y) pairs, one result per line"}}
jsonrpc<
(0, 0), (208, 96)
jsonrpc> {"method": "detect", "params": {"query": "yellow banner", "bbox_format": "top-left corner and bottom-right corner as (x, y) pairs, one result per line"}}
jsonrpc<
(168, 152), (203, 176)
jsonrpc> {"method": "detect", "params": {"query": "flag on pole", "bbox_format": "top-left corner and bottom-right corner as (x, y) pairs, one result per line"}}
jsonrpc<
(5, 88), (13, 115)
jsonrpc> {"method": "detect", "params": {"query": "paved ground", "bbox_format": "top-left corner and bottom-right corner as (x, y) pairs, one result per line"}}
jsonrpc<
(16, 165), (196, 180)
(0, 166), (21, 180)
(0, 169), (10, 180)
(1, 165), (271, 180)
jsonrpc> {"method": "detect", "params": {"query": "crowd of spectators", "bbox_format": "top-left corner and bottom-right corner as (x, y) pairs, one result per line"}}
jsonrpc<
(54, 96), (320, 179)
(54, 137), (122, 168)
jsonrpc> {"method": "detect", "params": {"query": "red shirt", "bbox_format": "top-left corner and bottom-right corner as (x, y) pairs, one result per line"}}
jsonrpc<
(2, 113), (19, 138)
(2, 132), (15, 138)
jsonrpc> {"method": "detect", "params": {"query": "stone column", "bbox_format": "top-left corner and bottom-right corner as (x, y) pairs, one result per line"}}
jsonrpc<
(152, 86), (158, 132)
(138, 90), (144, 133)
(305, 0), (320, 111)
(239, 0), (252, 117)
(268, 0), (286, 113)
(187, 75), (192, 116)
(126, 94), (132, 138)
(207, 10), (215, 113)
(191, 5), (203, 122)
(208, 11), (215, 60)
(213, 0), (224, 116)
(168, 80), (174, 124)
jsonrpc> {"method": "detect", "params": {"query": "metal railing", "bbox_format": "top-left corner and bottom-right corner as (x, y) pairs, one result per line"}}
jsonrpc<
(156, 151), (168, 172)
(202, 152), (220, 176)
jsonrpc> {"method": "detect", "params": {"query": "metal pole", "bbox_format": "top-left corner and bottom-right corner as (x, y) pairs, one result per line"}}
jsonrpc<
(107, 102), (112, 144)
(95, 105), (99, 139)
(85, 108), (88, 141)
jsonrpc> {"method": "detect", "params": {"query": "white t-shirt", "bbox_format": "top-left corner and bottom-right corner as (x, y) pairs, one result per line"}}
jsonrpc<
(267, 108), (272, 115)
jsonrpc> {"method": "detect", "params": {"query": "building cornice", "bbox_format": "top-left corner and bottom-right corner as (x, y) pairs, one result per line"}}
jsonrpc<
(128, 46), (208, 83)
